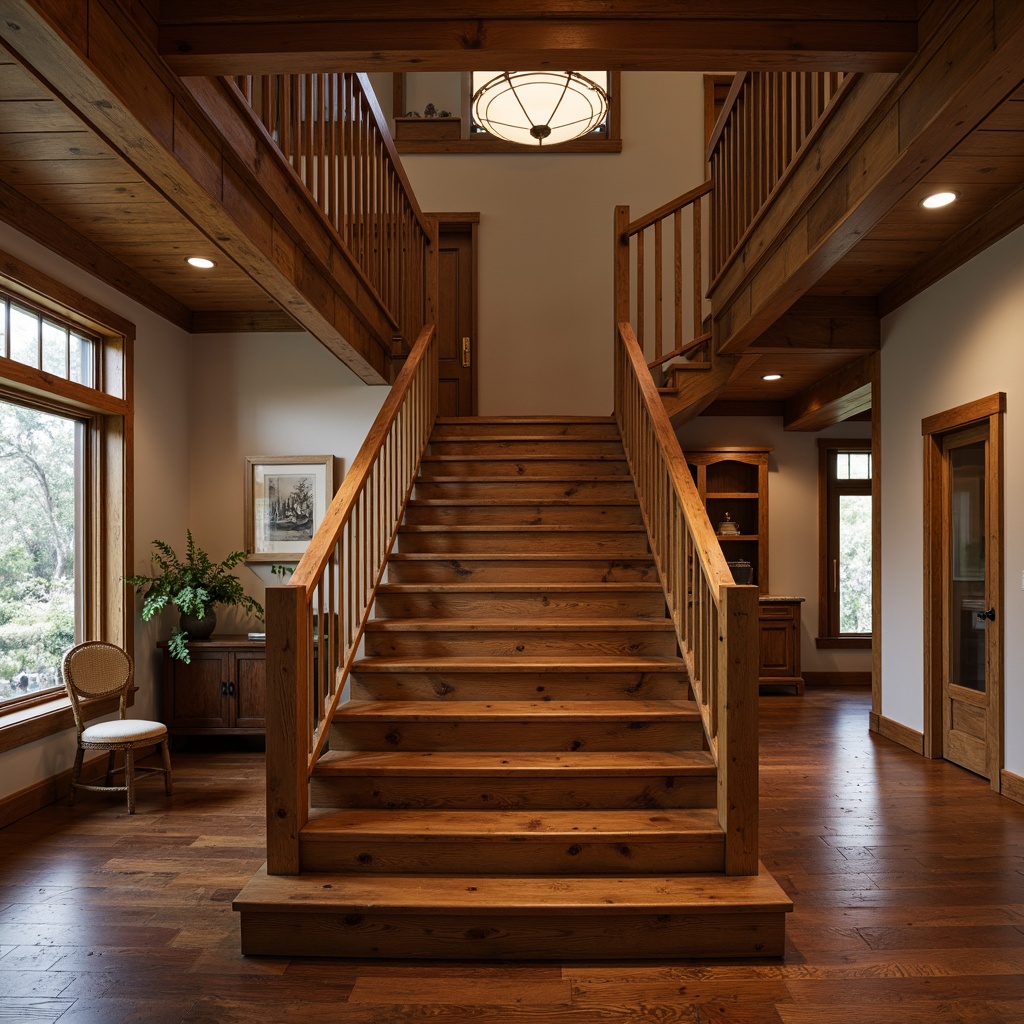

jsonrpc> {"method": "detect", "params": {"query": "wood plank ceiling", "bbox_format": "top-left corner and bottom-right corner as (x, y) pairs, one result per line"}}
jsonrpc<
(0, 0), (1021, 412)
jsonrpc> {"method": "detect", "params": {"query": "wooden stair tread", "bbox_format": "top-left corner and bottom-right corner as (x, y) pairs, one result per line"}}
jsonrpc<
(375, 583), (665, 593)
(407, 498), (639, 506)
(398, 524), (647, 532)
(301, 808), (722, 839)
(234, 864), (793, 915)
(435, 417), (615, 424)
(365, 618), (674, 632)
(388, 552), (652, 560)
(416, 475), (634, 482)
(352, 655), (686, 672)
(313, 749), (715, 776)
(336, 699), (697, 720)
(429, 434), (623, 443)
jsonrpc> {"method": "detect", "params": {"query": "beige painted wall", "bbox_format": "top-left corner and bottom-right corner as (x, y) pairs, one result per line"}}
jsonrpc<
(389, 72), (708, 416)
(675, 416), (873, 676)
(0, 223), (190, 804)
(880, 223), (1024, 778)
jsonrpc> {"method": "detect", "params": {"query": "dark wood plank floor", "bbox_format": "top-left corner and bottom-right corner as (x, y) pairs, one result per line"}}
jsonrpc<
(2, 686), (1024, 1023)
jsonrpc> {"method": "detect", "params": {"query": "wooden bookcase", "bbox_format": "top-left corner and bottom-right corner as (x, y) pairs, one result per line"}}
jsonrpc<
(684, 447), (771, 594)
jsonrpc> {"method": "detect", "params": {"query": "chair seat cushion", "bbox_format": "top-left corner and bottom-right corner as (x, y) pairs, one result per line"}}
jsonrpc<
(82, 719), (168, 744)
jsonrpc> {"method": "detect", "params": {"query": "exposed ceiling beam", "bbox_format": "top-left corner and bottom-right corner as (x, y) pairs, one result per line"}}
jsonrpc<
(783, 352), (876, 432)
(154, 1), (918, 75)
(0, 0), (394, 382)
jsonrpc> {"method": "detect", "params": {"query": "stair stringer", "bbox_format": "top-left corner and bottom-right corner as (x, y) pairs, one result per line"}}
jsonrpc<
(662, 353), (761, 427)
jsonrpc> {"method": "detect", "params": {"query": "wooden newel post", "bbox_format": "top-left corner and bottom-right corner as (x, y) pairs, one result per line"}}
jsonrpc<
(425, 215), (440, 334)
(266, 583), (310, 875)
(717, 583), (760, 875)
(614, 205), (631, 330)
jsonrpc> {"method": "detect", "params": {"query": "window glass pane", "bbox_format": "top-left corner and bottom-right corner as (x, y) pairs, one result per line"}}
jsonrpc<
(69, 332), (95, 387)
(847, 452), (871, 479)
(9, 306), (39, 367)
(0, 400), (78, 703)
(838, 493), (872, 633)
(42, 319), (68, 377)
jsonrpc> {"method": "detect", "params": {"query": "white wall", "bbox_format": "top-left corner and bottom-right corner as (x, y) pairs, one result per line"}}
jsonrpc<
(186, 333), (389, 618)
(0, 224), (190, 804)
(394, 73), (708, 416)
(881, 224), (1024, 776)
(675, 416), (873, 675)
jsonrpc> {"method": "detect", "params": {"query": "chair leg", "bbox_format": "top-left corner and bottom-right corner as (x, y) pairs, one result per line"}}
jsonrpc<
(68, 747), (84, 806)
(105, 750), (117, 787)
(125, 749), (136, 814)
(160, 740), (173, 796)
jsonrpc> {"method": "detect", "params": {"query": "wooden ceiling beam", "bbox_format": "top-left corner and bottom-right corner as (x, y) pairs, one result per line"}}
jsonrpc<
(783, 352), (877, 432)
(712, 2), (1024, 357)
(155, 2), (918, 75)
(0, 0), (393, 381)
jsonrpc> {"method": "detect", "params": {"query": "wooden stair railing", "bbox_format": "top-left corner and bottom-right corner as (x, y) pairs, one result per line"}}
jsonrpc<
(265, 324), (438, 874)
(614, 322), (759, 874)
(230, 72), (436, 358)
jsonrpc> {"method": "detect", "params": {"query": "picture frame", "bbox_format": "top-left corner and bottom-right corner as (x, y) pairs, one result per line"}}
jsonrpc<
(244, 455), (335, 563)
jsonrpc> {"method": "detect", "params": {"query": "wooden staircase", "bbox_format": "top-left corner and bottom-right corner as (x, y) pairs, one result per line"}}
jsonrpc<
(235, 416), (792, 959)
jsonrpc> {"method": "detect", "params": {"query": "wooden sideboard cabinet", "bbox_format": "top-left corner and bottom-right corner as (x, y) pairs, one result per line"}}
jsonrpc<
(758, 598), (804, 694)
(160, 635), (266, 741)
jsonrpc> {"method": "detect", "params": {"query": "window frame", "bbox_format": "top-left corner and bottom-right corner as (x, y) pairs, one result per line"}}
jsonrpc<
(817, 438), (873, 649)
(392, 71), (622, 154)
(0, 250), (134, 751)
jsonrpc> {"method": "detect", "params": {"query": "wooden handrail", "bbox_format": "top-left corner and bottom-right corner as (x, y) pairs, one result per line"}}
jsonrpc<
(614, 322), (759, 874)
(230, 72), (434, 353)
(646, 333), (711, 371)
(707, 71), (856, 282)
(621, 181), (714, 240)
(265, 324), (438, 874)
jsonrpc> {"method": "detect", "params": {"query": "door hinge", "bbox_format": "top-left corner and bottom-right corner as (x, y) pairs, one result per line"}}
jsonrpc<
(461, 336), (471, 368)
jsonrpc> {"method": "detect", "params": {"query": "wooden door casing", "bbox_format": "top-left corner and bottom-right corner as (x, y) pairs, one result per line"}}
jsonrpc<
(435, 216), (478, 417)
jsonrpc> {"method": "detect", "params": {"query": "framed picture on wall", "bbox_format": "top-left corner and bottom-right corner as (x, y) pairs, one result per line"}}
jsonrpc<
(244, 455), (335, 562)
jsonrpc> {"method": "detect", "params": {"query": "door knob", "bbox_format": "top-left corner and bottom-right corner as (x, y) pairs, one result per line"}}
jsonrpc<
(976, 607), (996, 622)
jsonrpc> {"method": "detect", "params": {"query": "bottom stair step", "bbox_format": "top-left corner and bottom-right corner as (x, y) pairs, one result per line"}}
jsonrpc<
(234, 865), (793, 959)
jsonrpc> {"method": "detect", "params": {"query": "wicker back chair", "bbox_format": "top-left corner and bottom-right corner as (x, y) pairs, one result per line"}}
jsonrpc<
(63, 641), (173, 814)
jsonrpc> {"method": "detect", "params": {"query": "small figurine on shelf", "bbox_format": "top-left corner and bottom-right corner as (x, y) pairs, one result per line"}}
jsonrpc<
(717, 512), (740, 536)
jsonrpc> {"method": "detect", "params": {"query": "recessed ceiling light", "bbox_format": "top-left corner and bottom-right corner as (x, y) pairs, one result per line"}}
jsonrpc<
(762, 373), (782, 382)
(186, 256), (216, 269)
(921, 191), (958, 210)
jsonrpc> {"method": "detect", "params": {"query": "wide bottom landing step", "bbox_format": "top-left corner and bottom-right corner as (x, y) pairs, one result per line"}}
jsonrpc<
(234, 866), (793, 959)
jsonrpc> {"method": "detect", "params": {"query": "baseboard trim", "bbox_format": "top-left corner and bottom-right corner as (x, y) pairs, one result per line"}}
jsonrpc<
(1000, 769), (1024, 806)
(870, 714), (924, 755)
(0, 744), (159, 829)
(803, 671), (871, 687)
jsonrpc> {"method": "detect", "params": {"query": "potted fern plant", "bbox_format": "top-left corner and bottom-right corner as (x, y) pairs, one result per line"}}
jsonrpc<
(126, 531), (263, 662)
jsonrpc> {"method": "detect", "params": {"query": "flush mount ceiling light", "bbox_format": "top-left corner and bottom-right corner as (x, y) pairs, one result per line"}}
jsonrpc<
(471, 71), (609, 147)
(921, 190), (959, 209)
(762, 373), (783, 381)
(186, 256), (216, 269)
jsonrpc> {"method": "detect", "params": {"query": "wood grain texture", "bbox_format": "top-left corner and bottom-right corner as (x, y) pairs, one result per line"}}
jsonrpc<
(4, 687), (1024, 1019)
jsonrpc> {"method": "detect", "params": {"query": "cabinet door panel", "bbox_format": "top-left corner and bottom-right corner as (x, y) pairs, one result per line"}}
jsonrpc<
(759, 621), (795, 676)
(166, 652), (230, 728)
(234, 653), (266, 729)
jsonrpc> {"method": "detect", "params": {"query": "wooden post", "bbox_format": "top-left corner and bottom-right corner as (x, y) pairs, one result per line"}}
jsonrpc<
(717, 583), (760, 875)
(266, 583), (310, 875)
(614, 205), (631, 331)
(425, 214), (440, 334)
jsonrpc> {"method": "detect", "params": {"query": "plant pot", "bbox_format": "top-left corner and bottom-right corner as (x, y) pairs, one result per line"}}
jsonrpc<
(179, 609), (216, 640)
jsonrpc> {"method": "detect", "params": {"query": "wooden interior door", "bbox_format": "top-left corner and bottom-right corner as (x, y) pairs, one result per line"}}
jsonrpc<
(940, 423), (1000, 779)
(436, 217), (477, 416)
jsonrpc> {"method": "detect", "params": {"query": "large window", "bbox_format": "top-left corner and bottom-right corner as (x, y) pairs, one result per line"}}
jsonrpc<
(0, 262), (132, 737)
(818, 440), (872, 648)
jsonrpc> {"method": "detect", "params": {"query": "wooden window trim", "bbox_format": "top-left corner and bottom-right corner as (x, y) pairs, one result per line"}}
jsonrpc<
(393, 72), (622, 154)
(0, 252), (134, 750)
(817, 438), (872, 647)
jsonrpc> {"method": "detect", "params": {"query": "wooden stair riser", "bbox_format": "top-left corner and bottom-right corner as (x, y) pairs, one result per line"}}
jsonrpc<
(432, 418), (619, 438)
(299, 836), (724, 875)
(238, 908), (785, 959)
(350, 669), (691, 702)
(363, 626), (680, 659)
(395, 527), (650, 555)
(428, 439), (626, 458)
(386, 556), (657, 584)
(372, 588), (668, 620)
(309, 774), (717, 811)
(403, 502), (645, 526)
(328, 717), (703, 753)
(413, 478), (636, 501)
(419, 457), (628, 478)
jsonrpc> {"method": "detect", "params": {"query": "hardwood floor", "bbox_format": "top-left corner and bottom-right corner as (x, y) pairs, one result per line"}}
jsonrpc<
(2, 685), (1024, 1022)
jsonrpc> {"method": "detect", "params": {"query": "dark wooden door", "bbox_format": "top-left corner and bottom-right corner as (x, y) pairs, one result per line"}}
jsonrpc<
(436, 220), (477, 416)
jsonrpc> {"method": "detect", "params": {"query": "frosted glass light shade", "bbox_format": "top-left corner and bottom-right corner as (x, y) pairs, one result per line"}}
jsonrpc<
(471, 71), (609, 147)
